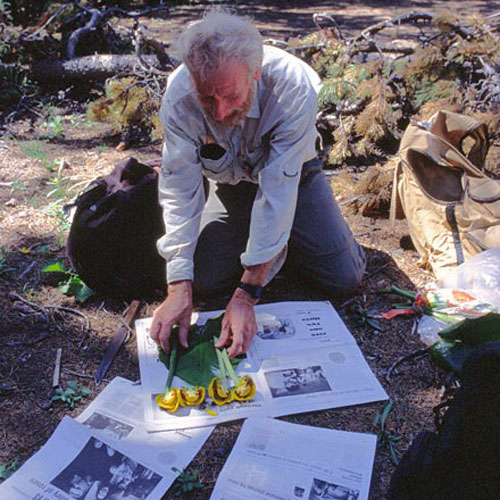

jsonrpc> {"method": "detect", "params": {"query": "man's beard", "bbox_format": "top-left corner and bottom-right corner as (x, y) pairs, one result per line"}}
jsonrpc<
(202, 85), (254, 129)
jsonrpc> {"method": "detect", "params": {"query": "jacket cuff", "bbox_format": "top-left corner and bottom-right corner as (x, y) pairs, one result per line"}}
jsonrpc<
(166, 258), (194, 284)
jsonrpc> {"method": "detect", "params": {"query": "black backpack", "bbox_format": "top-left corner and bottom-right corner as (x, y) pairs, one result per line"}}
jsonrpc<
(66, 157), (166, 299)
(388, 341), (500, 500)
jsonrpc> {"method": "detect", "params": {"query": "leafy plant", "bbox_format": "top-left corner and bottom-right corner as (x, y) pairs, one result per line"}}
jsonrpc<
(51, 381), (91, 409)
(0, 0), (12, 23)
(0, 459), (18, 483)
(20, 141), (47, 162)
(351, 304), (384, 332)
(9, 179), (27, 192)
(293, 11), (500, 169)
(43, 114), (65, 137)
(88, 77), (163, 143)
(373, 401), (401, 465)
(42, 260), (94, 302)
(22, 285), (38, 302)
(46, 160), (71, 200)
(169, 467), (204, 497)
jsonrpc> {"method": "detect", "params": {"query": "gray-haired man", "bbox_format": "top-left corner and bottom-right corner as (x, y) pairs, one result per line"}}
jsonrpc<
(150, 10), (365, 358)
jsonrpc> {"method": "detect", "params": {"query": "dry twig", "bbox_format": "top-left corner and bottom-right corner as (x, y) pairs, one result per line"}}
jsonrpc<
(8, 292), (91, 335)
(385, 348), (430, 383)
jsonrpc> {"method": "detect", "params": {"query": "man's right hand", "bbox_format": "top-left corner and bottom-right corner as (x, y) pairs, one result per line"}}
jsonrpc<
(150, 280), (193, 353)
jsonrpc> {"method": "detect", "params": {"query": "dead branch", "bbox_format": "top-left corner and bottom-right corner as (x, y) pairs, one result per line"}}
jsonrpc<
(313, 12), (345, 41)
(8, 292), (91, 334)
(32, 54), (163, 83)
(134, 24), (175, 71)
(67, 2), (170, 59)
(349, 12), (435, 45)
(22, 3), (72, 41)
(67, 7), (102, 59)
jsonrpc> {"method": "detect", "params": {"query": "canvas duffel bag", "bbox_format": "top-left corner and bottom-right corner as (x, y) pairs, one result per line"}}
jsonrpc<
(390, 110), (500, 277)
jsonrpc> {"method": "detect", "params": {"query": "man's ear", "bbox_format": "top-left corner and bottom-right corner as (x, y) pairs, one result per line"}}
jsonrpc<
(253, 69), (262, 81)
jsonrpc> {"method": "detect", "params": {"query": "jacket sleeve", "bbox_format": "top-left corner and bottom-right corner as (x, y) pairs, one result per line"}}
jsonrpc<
(240, 76), (319, 275)
(156, 95), (205, 283)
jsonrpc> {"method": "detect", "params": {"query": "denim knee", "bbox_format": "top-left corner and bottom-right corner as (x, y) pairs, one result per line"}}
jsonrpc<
(305, 243), (366, 297)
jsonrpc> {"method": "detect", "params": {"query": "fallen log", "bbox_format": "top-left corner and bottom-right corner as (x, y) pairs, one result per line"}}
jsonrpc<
(31, 54), (166, 84)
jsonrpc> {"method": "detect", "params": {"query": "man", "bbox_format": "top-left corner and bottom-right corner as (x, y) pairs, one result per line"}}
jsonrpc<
(150, 10), (365, 358)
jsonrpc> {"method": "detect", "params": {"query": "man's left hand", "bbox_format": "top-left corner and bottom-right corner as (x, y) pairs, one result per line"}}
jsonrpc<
(215, 288), (258, 358)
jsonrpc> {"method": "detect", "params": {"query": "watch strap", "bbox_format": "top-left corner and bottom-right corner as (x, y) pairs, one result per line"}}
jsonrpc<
(237, 281), (264, 300)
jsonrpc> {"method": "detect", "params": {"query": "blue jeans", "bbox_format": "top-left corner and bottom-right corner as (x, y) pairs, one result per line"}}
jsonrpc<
(193, 159), (366, 297)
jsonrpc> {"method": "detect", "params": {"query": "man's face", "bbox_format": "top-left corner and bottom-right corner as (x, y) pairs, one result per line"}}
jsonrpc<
(194, 59), (260, 128)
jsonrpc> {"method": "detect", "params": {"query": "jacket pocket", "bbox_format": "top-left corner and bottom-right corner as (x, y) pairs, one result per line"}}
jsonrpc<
(198, 144), (235, 183)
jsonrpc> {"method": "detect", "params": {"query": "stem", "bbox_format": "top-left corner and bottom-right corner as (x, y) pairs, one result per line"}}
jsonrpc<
(427, 311), (461, 324)
(163, 333), (178, 397)
(215, 346), (227, 389)
(389, 285), (417, 300)
(221, 348), (239, 385)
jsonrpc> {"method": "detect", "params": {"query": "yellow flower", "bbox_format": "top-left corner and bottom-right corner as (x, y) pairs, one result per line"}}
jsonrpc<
(179, 386), (205, 407)
(232, 375), (256, 402)
(208, 377), (234, 406)
(155, 388), (180, 413)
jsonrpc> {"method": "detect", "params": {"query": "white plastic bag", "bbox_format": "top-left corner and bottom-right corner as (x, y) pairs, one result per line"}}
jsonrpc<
(417, 248), (500, 345)
(437, 247), (500, 306)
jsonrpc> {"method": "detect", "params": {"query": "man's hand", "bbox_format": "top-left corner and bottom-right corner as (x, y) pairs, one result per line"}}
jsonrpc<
(216, 288), (258, 358)
(150, 280), (192, 353)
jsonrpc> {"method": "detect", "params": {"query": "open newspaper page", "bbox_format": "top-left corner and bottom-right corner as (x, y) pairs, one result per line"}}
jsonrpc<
(210, 417), (377, 500)
(136, 301), (387, 431)
(0, 377), (213, 500)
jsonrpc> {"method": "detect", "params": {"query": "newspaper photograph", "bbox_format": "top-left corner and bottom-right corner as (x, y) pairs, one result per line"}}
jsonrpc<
(0, 377), (213, 500)
(76, 377), (214, 474)
(210, 417), (377, 500)
(136, 301), (388, 431)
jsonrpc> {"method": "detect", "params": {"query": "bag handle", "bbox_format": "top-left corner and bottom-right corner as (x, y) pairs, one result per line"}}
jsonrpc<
(428, 111), (489, 169)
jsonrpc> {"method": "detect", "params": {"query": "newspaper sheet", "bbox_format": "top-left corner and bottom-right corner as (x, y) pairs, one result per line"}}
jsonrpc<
(136, 301), (388, 431)
(210, 417), (377, 500)
(0, 377), (213, 500)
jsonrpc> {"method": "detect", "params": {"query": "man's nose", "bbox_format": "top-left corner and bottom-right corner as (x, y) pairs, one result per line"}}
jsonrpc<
(214, 98), (230, 121)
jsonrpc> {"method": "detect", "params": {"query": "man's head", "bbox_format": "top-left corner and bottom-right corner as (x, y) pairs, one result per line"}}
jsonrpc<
(178, 10), (263, 127)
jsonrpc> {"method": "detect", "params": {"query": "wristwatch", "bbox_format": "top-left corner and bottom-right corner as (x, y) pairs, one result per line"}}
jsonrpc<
(237, 281), (264, 300)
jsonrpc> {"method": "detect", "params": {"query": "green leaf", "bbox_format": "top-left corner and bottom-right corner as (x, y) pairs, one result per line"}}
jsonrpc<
(0, 459), (18, 482)
(58, 276), (94, 302)
(429, 339), (472, 374)
(66, 381), (78, 390)
(174, 339), (220, 388)
(438, 313), (500, 345)
(367, 318), (384, 332)
(380, 401), (393, 430)
(389, 443), (400, 466)
(41, 260), (65, 273)
(158, 315), (245, 388)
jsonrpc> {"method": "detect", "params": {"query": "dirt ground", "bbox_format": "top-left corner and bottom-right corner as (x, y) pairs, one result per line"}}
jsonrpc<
(0, 1), (498, 499)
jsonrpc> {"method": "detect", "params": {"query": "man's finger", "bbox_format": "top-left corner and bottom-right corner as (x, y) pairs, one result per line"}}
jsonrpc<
(150, 318), (161, 343)
(215, 319), (231, 348)
(227, 336), (244, 358)
(159, 322), (173, 353)
(242, 334), (253, 353)
(178, 322), (190, 349)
